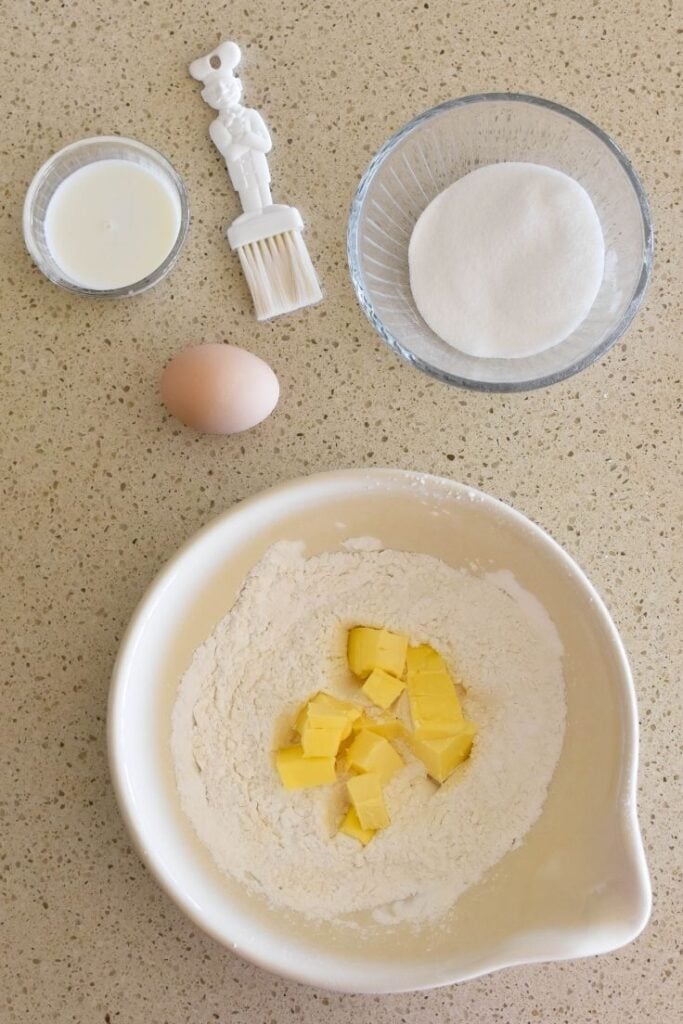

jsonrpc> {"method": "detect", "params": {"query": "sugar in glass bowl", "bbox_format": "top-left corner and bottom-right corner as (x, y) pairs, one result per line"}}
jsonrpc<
(347, 94), (653, 391)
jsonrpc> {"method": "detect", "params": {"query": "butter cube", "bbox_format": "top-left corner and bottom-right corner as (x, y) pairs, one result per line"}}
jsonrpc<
(410, 698), (464, 735)
(348, 627), (408, 679)
(306, 692), (360, 739)
(353, 713), (407, 740)
(345, 729), (403, 784)
(352, 712), (376, 733)
(406, 644), (465, 738)
(408, 691), (464, 738)
(412, 718), (464, 740)
(275, 746), (337, 789)
(339, 805), (375, 846)
(311, 691), (362, 722)
(293, 702), (310, 734)
(301, 722), (345, 758)
(370, 716), (407, 741)
(361, 667), (406, 709)
(306, 706), (351, 732)
(347, 771), (390, 830)
(411, 722), (477, 783)
(407, 672), (458, 698)
(406, 644), (448, 675)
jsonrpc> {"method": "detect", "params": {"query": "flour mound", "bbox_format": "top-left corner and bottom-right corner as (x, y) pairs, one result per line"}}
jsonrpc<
(172, 542), (565, 926)
(408, 161), (605, 359)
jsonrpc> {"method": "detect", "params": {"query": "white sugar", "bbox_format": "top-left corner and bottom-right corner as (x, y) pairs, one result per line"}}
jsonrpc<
(409, 162), (605, 359)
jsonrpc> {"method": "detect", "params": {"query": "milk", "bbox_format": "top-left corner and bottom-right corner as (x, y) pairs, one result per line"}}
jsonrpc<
(44, 159), (182, 290)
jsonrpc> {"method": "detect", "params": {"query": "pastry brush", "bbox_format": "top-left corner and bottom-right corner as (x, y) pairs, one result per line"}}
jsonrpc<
(189, 40), (322, 320)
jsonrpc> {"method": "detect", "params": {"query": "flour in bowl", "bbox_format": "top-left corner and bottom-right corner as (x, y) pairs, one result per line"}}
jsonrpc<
(172, 541), (565, 926)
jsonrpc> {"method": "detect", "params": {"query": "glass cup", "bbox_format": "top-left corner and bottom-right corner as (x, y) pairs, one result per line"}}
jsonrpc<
(23, 135), (190, 297)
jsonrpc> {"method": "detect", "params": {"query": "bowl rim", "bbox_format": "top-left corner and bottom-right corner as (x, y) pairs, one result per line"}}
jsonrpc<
(347, 92), (654, 392)
(107, 468), (651, 992)
(22, 134), (190, 298)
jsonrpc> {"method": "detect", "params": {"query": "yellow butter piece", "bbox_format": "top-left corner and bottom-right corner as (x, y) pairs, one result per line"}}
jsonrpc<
(306, 706), (351, 731)
(306, 691), (360, 739)
(339, 804), (375, 846)
(411, 722), (477, 783)
(311, 691), (362, 722)
(345, 729), (403, 784)
(409, 690), (462, 717)
(347, 771), (390, 830)
(369, 716), (407, 740)
(352, 712), (376, 732)
(409, 695), (464, 736)
(406, 644), (465, 737)
(275, 746), (337, 789)
(361, 667), (406, 709)
(406, 643), (451, 674)
(301, 722), (345, 758)
(347, 626), (408, 680)
(408, 693), (464, 738)
(293, 702), (310, 734)
(413, 719), (464, 740)
(407, 672), (458, 697)
(353, 713), (407, 740)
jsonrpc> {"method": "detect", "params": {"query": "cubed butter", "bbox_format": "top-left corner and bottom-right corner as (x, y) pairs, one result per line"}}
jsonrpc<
(412, 718), (464, 740)
(406, 643), (465, 738)
(361, 667), (406, 709)
(347, 626), (408, 679)
(406, 644), (448, 675)
(370, 716), (407, 741)
(311, 691), (362, 722)
(410, 701), (464, 734)
(345, 729), (403, 784)
(301, 722), (345, 758)
(347, 771), (390, 830)
(354, 714), (407, 740)
(339, 804), (375, 845)
(408, 693), (465, 738)
(352, 712), (376, 733)
(306, 706), (351, 732)
(306, 691), (360, 739)
(406, 672), (458, 697)
(410, 690), (462, 718)
(275, 746), (337, 789)
(411, 721), (477, 783)
(293, 702), (310, 735)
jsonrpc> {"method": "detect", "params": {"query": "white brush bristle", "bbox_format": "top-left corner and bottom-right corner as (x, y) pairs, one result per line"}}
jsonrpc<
(236, 229), (322, 321)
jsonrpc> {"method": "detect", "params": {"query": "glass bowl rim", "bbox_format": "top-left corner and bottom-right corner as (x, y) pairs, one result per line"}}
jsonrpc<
(347, 92), (654, 392)
(23, 134), (190, 298)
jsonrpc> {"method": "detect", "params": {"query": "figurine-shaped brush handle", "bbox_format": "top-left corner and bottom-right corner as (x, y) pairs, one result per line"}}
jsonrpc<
(190, 41), (273, 215)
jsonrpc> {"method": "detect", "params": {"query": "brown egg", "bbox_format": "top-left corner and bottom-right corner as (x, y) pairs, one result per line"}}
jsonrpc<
(161, 343), (279, 435)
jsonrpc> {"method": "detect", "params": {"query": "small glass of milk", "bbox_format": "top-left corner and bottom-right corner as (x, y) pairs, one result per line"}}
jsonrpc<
(23, 136), (189, 296)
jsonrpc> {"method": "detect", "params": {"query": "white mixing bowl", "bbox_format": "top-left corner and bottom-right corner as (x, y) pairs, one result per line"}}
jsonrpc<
(108, 469), (650, 992)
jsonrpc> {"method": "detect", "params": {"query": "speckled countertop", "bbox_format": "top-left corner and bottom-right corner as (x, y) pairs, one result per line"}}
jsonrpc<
(2, 0), (681, 1021)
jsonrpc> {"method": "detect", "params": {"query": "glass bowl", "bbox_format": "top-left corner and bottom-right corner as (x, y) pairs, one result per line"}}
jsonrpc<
(348, 94), (653, 391)
(23, 136), (190, 298)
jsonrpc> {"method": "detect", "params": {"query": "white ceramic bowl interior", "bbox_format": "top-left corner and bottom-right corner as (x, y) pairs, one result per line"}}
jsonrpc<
(108, 469), (650, 992)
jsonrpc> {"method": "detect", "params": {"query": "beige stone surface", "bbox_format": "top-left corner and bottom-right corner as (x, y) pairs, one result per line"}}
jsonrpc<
(1, 0), (680, 1020)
